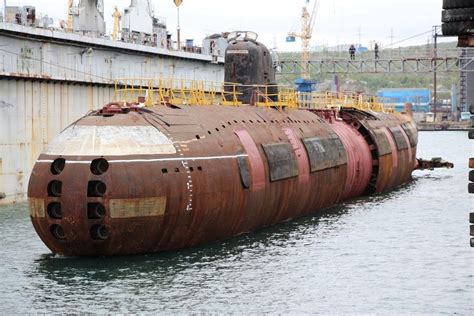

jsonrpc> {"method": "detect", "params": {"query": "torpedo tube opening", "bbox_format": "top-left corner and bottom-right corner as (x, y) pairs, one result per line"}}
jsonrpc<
(47, 180), (62, 197)
(90, 158), (109, 175)
(50, 158), (66, 175)
(50, 224), (66, 240)
(87, 203), (106, 219)
(47, 202), (62, 219)
(87, 181), (107, 197)
(90, 225), (109, 240)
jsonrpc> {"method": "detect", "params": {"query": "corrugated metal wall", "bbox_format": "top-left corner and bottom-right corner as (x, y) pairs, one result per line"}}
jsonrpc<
(0, 79), (114, 204)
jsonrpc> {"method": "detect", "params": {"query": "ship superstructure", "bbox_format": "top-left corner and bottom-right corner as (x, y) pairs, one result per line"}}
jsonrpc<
(0, 1), (229, 204)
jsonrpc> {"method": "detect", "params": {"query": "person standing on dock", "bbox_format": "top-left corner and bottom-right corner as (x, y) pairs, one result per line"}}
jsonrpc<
(374, 43), (380, 59)
(349, 44), (356, 60)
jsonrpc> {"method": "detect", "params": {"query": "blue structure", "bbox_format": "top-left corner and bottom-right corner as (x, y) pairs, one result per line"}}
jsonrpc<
(376, 88), (431, 112)
(294, 78), (316, 92)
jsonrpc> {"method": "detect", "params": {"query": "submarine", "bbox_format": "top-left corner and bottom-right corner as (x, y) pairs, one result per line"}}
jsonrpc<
(28, 31), (425, 256)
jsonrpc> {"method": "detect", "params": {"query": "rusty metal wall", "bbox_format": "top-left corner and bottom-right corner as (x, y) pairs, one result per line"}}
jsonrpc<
(0, 79), (115, 204)
(339, 110), (418, 194)
(28, 106), (354, 255)
(330, 120), (373, 200)
(26, 105), (414, 256)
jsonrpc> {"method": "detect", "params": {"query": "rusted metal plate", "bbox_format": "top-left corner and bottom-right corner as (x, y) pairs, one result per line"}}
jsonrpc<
(389, 126), (409, 151)
(382, 127), (399, 169)
(282, 127), (310, 184)
(401, 121), (418, 148)
(262, 143), (299, 181)
(156, 113), (197, 126)
(399, 127), (414, 166)
(29, 198), (45, 218)
(369, 128), (392, 156)
(303, 134), (347, 172)
(44, 125), (177, 156)
(109, 197), (167, 218)
(331, 121), (372, 199)
(236, 154), (251, 189)
(235, 129), (266, 191)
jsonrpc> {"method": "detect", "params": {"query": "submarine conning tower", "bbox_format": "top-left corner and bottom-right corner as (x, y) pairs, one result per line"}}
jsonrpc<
(27, 32), (419, 256)
(224, 31), (278, 104)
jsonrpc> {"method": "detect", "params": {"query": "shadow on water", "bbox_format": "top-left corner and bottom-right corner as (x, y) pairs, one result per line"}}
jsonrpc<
(31, 178), (418, 288)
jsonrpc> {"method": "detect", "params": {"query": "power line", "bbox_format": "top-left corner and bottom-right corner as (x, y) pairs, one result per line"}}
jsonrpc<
(383, 29), (433, 49)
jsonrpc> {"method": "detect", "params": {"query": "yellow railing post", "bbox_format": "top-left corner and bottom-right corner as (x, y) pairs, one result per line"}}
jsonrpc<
(112, 78), (391, 113)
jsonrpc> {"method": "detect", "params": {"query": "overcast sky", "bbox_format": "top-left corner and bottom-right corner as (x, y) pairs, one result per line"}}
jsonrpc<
(4, 0), (453, 50)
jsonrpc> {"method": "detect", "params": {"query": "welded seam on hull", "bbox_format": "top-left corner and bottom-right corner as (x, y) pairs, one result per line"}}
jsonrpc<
(36, 154), (249, 164)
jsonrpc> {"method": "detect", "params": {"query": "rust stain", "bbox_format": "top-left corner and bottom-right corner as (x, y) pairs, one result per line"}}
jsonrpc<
(28, 198), (45, 218)
(282, 127), (310, 184)
(110, 197), (167, 218)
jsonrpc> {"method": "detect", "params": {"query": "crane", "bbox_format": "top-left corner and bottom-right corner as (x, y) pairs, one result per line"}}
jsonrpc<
(111, 6), (121, 41)
(146, 0), (154, 17)
(66, 0), (74, 32)
(287, 0), (320, 80)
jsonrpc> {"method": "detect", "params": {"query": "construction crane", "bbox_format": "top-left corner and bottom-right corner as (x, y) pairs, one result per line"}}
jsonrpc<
(111, 6), (121, 41)
(146, 0), (154, 17)
(66, 0), (74, 32)
(287, 0), (320, 80)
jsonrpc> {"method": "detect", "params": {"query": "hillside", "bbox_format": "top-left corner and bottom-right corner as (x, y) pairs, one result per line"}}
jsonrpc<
(276, 42), (459, 97)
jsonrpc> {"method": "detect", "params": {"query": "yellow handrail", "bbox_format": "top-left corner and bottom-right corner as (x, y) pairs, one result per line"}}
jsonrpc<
(112, 77), (394, 112)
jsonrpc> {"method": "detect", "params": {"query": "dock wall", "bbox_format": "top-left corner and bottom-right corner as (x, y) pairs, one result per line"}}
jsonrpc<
(0, 23), (225, 204)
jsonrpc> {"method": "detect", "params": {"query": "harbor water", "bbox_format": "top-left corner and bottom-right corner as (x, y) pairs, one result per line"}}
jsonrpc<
(0, 131), (472, 313)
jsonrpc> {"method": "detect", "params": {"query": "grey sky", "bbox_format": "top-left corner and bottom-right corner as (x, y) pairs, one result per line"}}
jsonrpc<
(4, 0), (452, 50)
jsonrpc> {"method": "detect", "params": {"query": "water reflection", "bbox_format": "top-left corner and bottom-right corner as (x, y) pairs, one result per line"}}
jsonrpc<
(32, 180), (416, 286)
(1, 132), (470, 313)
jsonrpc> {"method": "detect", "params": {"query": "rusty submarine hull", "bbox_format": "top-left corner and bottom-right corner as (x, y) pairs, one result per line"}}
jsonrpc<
(28, 33), (420, 256)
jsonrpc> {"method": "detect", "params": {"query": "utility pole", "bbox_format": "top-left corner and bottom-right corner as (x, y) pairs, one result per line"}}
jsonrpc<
(389, 28), (395, 58)
(3, 0), (6, 23)
(433, 25), (439, 122)
(357, 26), (362, 48)
(174, 0), (182, 50)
